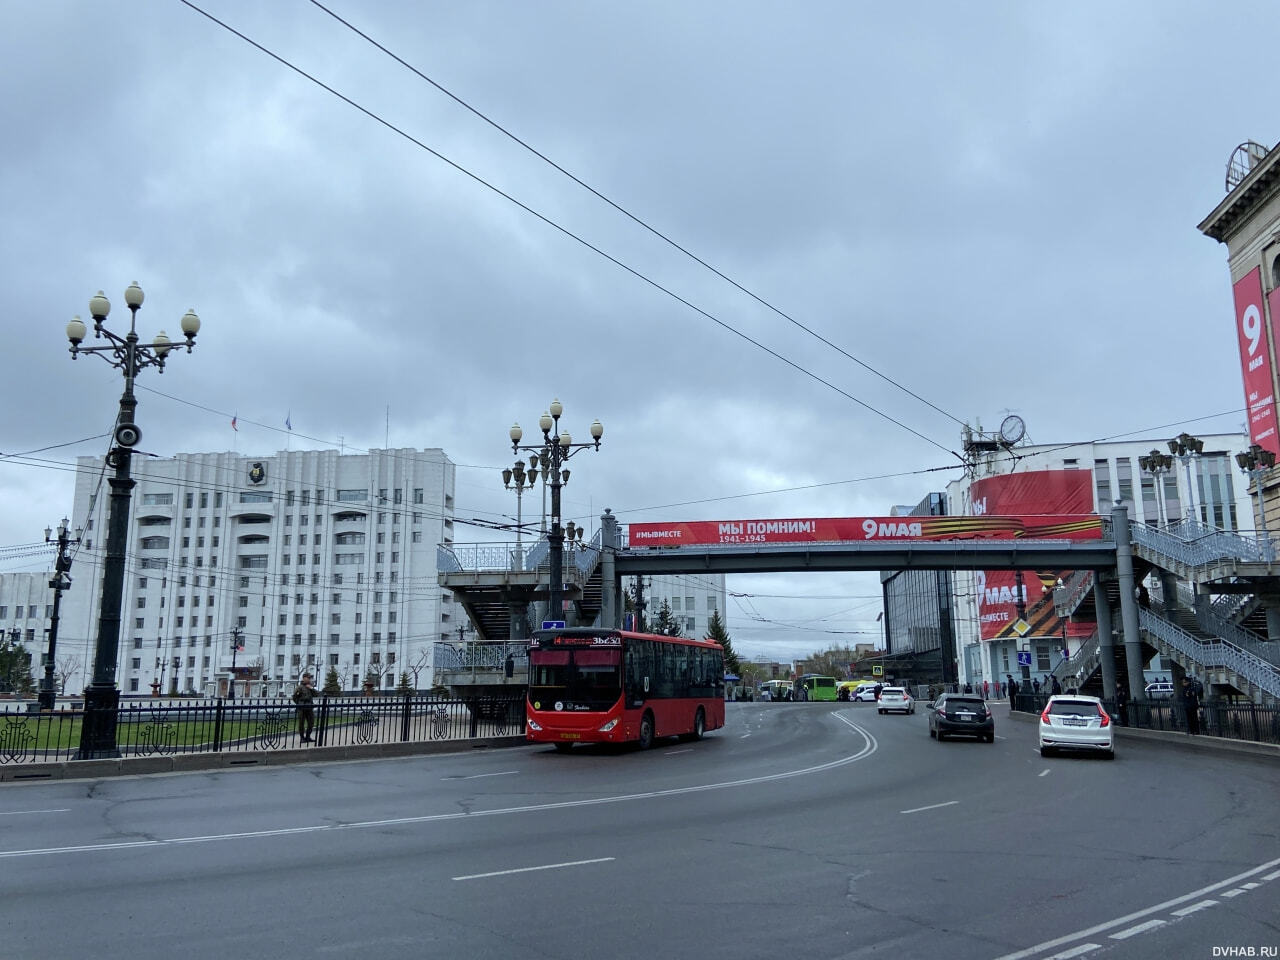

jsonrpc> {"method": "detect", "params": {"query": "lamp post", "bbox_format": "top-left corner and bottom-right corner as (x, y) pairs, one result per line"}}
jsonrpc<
(510, 399), (603, 625)
(41, 518), (82, 711)
(502, 455), (542, 564)
(1138, 449), (1175, 527)
(1235, 444), (1277, 560)
(1168, 433), (1204, 521)
(65, 283), (201, 758)
(228, 626), (244, 700)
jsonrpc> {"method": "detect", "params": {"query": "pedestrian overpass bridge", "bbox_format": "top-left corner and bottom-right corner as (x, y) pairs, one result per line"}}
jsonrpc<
(436, 506), (1280, 705)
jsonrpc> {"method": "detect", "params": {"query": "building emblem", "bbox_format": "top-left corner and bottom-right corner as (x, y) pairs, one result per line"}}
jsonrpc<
(248, 461), (267, 485)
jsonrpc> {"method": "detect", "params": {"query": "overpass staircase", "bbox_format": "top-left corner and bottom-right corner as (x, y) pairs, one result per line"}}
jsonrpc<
(1051, 519), (1280, 704)
(434, 533), (605, 692)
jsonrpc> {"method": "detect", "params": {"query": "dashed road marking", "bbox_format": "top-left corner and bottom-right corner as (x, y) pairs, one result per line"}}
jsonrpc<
(1220, 888), (1247, 898)
(453, 857), (614, 881)
(1038, 769), (1050, 777)
(1171, 899), (1218, 917)
(1108, 919), (1166, 940)
(1043, 944), (1100, 959)
(900, 800), (959, 815)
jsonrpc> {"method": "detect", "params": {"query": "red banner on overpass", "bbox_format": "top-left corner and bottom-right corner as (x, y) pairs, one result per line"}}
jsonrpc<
(627, 515), (1101, 547)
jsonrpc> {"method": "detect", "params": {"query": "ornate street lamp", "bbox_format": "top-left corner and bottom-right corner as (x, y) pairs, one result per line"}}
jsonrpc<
(1235, 444), (1277, 560)
(502, 454), (542, 561)
(509, 399), (603, 625)
(1167, 433), (1204, 521)
(1138, 449), (1175, 527)
(40, 519), (82, 710)
(65, 283), (201, 757)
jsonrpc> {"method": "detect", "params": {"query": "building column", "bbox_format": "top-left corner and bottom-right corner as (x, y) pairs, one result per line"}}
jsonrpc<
(1112, 503), (1146, 701)
(508, 597), (530, 643)
(1095, 579), (1116, 700)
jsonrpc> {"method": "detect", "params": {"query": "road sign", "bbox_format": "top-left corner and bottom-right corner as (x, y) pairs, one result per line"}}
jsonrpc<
(871, 665), (884, 676)
(1012, 618), (1031, 636)
(542, 620), (566, 630)
(1016, 650), (1032, 667)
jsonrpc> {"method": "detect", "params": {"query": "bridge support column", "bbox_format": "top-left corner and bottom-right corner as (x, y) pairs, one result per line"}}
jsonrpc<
(508, 598), (530, 643)
(1112, 503), (1146, 701)
(1159, 569), (1180, 612)
(600, 508), (620, 629)
(1265, 603), (1280, 644)
(1095, 579), (1116, 700)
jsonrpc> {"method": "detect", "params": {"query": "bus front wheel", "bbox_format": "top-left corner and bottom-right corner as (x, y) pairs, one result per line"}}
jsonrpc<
(638, 713), (655, 750)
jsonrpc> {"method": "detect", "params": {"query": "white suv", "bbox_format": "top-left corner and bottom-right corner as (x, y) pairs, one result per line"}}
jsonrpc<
(877, 687), (914, 715)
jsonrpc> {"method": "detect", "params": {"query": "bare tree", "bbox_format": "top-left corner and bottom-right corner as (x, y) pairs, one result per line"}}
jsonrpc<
(338, 660), (354, 691)
(408, 648), (431, 690)
(55, 654), (83, 695)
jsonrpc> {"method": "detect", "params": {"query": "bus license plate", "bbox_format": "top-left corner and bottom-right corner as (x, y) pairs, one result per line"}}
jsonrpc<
(559, 733), (581, 740)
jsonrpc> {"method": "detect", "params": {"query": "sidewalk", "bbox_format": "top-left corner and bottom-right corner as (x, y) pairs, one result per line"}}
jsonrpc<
(0, 732), (529, 784)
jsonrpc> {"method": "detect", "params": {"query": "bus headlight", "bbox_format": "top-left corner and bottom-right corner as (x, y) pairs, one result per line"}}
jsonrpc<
(598, 718), (618, 733)
(527, 719), (542, 731)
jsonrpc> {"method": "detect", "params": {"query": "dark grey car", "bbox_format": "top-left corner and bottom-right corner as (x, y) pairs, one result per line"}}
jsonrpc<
(928, 693), (995, 742)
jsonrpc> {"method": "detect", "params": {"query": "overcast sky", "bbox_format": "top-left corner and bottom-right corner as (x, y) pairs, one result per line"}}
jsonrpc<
(0, 1), (1268, 661)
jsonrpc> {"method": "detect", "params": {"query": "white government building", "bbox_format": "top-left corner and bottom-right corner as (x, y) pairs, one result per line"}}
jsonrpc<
(46, 446), (457, 697)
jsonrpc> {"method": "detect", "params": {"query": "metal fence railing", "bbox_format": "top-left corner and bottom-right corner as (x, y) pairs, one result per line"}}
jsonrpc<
(1012, 693), (1280, 746)
(0, 694), (527, 766)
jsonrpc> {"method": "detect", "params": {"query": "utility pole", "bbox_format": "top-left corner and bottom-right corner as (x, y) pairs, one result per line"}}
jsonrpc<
(42, 519), (81, 711)
(228, 626), (244, 700)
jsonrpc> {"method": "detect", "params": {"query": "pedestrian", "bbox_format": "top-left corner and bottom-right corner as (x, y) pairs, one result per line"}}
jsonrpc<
(1181, 676), (1201, 735)
(292, 672), (317, 743)
(1032, 678), (1041, 694)
(982, 679), (990, 700)
(1051, 676), (1062, 695)
(1115, 684), (1129, 726)
(1007, 674), (1018, 707)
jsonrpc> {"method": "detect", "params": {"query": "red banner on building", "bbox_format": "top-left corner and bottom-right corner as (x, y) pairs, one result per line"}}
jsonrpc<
(969, 471), (1096, 643)
(1235, 267), (1280, 457)
(627, 513), (1100, 547)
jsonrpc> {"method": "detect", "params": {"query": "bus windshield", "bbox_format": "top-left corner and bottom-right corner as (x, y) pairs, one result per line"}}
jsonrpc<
(529, 647), (623, 712)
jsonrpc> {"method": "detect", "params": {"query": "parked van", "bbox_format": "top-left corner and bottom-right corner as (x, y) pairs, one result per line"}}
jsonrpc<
(760, 680), (793, 701)
(795, 674), (838, 701)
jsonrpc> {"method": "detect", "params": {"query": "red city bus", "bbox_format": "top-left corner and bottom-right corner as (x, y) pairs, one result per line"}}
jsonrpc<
(527, 627), (726, 751)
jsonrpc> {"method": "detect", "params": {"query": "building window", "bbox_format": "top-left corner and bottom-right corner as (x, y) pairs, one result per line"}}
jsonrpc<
(142, 493), (174, 506)
(336, 489), (368, 502)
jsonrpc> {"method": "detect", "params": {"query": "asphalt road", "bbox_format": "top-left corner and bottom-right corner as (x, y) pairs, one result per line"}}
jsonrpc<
(2, 701), (1278, 960)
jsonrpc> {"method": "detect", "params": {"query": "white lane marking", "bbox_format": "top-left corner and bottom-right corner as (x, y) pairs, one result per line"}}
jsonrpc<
(1044, 945), (1100, 959)
(0, 718), (878, 860)
(989, 854), (1280, 960)
(900, 801), (959, 815)
(1242, 882), (1261, 889)
(1263, 869), (1280, 881)
(1108, 919), (1166, 940)
(0, 809), (70, 816)
(1220, 888), (1247, 898)
(442, 771), (517, 780)
(453, 857), (613, 881)
(663, 748), (692, 756)
(739, 733), (750, 738)
(1171, 899), (1218, 917)
(1038, 770), (1050, 777)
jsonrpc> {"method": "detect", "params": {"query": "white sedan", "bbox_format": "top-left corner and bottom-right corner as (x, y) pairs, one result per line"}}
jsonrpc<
(877, 687), (914, 714)
(1039, 694), (1115, 758)
(853, 686), (879, 702)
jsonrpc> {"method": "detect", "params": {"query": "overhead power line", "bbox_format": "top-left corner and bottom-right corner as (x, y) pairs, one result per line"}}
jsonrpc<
(306, 0), (969, 433)
(176, 0), (961, 461)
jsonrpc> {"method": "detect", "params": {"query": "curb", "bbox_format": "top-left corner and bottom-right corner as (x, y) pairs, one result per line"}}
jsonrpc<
(0, 735), (529, 784)
(1006, 709), (1280, 762)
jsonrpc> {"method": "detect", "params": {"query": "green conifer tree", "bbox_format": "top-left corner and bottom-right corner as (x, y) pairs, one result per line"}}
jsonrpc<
(396, 671), (413, 694)
(654, 598), (683, 636)
(704, 608), (740, 675)
(322, 665), (342, 695)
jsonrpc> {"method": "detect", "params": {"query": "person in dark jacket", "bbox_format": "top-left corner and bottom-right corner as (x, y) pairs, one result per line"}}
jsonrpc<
(1181, 676), (1201, 735)
(292, 672), (317, 742)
